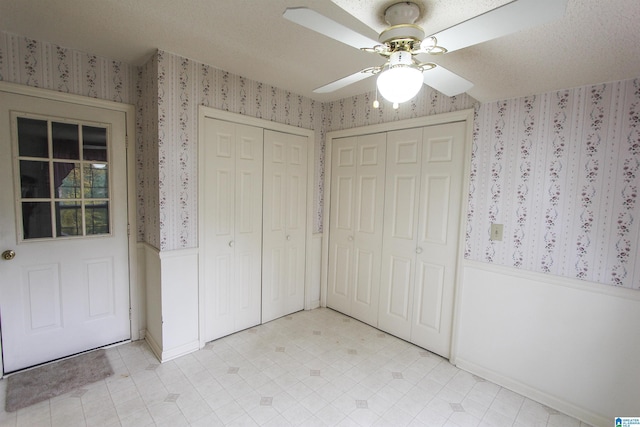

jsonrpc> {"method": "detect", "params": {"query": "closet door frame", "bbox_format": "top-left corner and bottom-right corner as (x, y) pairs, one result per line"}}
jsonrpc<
(321, 108), (474, 362)
(198, 106), (315, 349)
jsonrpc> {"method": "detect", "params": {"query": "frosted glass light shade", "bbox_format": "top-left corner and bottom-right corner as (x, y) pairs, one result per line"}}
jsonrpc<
(376, 65), (423, 104)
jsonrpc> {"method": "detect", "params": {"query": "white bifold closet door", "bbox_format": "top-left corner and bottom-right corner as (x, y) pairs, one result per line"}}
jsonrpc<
(262, 130), (308, 323)
(326, 133), (386, 326)
(378, 121), (466, 358)
(202, 118), (263, 342)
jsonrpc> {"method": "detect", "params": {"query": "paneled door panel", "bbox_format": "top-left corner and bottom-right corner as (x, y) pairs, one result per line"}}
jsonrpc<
(411, 122), (466, 356)
(350, 134), (386, 326)
(327, 138), (357, 314)
(262, 130), (307, 323)
(234, 131), (264, 332)
(330, 244), (351, 299)
(378, 127), (423, 338)
(414, 261), (445, 331)
(22, 263), (62, 331)
(0, 92), (130, 373)
(203, 119), (263, 341)
(327, 133), (386, 326)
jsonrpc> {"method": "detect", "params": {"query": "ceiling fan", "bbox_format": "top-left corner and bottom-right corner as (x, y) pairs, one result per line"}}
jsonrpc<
(283, 0), (568, 107)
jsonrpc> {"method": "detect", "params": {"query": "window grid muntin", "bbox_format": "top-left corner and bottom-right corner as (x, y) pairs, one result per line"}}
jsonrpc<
(14, 113), (112, 242)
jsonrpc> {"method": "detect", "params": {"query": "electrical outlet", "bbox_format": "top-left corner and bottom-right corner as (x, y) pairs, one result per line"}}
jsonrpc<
(490, 223), (504, 241)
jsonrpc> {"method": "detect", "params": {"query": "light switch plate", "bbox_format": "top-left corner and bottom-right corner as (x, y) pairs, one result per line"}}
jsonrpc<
(490, 223), (504, 241)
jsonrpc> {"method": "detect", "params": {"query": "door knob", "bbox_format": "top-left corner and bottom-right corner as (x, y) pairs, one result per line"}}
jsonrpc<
(286, 235), (291, 241)
(228, 241), (234, 247)
(347, 236), (354, 241)
(416, 247), (423, 254)
(2, 250), (16, 260)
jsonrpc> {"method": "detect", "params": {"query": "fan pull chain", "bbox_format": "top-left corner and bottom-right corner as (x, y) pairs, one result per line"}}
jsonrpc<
(373, 85), (380, 109)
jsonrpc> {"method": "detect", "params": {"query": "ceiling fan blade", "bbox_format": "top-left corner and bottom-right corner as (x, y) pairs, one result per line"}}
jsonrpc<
(423, 65), (474, 97)
(313, 69), (374, 93)
(431, 0), (569, 53)
(283, 7), (379, 50)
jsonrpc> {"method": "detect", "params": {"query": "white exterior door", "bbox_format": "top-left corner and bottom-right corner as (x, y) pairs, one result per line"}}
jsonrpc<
(262, 130), (307, 323)
(0, 91), (131, 373)
(378, 122), (466, 358)
(202, 118), (263, 341)
(327, 133), (386, 326)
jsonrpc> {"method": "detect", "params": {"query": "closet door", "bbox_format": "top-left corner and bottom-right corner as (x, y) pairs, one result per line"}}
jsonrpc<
(378, 122), (466, 357)
(410, 121), (466, 357)
(378, 127), (424, 340)
(327, 133), (386, 326)
(326, 136), (357, 315)
(202, 119), (263, 342)
(262, 130), (308, 323)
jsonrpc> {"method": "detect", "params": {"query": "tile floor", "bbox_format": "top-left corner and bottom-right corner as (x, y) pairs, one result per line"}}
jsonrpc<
(0, 308), (594, 427)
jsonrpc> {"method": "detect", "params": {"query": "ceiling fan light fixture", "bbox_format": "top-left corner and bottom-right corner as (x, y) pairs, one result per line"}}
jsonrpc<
(376, 51), (423, 104)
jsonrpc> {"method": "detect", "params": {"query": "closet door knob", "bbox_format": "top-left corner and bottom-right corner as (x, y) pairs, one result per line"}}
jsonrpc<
(286, 235), (291, 241)
(416, 247), (423, 254)
(347, 236), (354, 241)
(229, 240), (234, 247)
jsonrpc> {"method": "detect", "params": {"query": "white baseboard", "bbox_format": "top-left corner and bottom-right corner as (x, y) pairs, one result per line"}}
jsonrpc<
(454, 357), (609, 427)
(145, 331), (162, 362)
(306, 299), (320, 310)
(157, 340), (201, 363)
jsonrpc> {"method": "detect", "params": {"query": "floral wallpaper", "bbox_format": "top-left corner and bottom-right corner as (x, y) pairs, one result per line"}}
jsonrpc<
(136, 56), (160, 248)
(0, 32), (134, 103)
(466, 79), (640, 289)
(150, 50), (476, 250)
(152, 50), (323, 250)
(2, 30), (638, 290)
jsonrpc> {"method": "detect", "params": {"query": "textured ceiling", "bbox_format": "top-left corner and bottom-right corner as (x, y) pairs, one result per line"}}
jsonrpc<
(1, 0), (639, 103)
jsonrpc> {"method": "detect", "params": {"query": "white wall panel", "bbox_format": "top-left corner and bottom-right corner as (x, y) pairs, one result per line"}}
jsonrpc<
(455, 260), (640, 427)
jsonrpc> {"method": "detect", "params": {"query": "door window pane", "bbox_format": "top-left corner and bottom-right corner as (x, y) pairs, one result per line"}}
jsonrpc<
(56, 201), (82, 236)
(17, 118), (48, 158)
(83, 164), (109, 198)
(83, 126), (107, 161)
(22, 202), (53, 239)
(52, 122), (79, 160)
(85, 201), (110, 235)
(55, 163), (81, 198)
(20, 160), (51, 198)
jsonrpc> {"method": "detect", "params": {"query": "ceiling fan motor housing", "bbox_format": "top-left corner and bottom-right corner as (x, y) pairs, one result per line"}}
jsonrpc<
(379, 2), (425, 50)
(384, 2), (421, 26)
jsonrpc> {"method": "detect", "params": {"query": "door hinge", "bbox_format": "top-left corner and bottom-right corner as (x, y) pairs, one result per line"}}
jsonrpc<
(129, 308), (132, 320)
(125, 134), (129, 149)
(127, 223), (131, 236)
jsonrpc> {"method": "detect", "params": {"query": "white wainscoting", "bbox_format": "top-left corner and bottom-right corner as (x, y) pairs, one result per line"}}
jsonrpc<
(453, 260), (640, 427)
(136, 244), (148, 340)
(141, 243), (200, 362)
(306, 233), (323, 310)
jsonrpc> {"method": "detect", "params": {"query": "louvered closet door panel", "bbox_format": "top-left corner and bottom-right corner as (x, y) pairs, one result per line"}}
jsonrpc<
(378, 127), (423, 341)
(411, 121), (466, 357)
(262, 130), (308, 323)
(203, 119), (263, 342)
(327, 136), (357, 314)
(351, 133), (386, 326)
